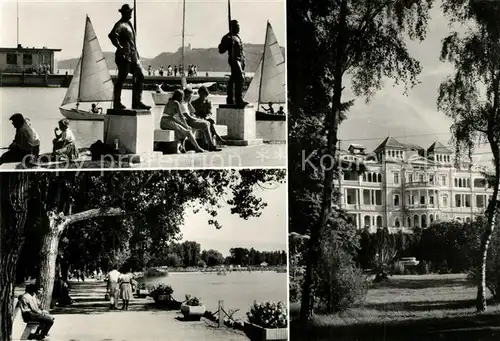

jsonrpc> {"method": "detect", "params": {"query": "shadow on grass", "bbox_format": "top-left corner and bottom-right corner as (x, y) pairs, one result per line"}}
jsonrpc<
(364, 298), (498, 312)
(373, 277), (474, 290)
(291, 312), (500, 341)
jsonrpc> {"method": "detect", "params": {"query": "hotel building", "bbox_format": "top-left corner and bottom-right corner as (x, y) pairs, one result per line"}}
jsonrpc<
(340, 136), (495, 233)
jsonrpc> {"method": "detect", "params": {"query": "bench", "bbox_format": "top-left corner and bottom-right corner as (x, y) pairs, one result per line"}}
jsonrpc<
(13, 295), (40, 340)
(153, 125), (228, 154)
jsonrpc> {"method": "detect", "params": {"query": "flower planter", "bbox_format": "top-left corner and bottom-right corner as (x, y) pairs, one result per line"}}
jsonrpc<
(157, 294), (171, 301)
(180, 304), (206, 321)
(244, 322), (288, 341)
(136, 289), (149, 298)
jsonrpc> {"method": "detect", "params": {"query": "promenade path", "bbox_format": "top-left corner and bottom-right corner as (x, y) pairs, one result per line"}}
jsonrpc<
(0, 143), (286, 170)
(12, 280), (248, 341)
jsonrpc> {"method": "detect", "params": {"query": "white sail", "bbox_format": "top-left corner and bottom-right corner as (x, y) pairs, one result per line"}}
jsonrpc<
(61, 16), (113, 106)
(244, 21), (286, 105)
(61, 58), (81, 106)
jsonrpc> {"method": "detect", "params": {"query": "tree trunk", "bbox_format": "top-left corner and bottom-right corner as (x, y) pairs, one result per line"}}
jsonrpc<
(0, 173), (30, 341)
(299, 0), (348, 322)
(37, 216), (64, 310)
(476, 140), (500, 312)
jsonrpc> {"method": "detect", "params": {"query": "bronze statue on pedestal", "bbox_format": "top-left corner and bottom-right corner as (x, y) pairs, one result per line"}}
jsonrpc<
(218, 20), (249, 108)
(108, 4), (151, 110)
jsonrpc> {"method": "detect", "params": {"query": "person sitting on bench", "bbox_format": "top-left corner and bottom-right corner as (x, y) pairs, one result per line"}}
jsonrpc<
(19, 284), (55, 340)
(52, 119), (79, 161)
(0, 113), (40, 165)
(191, 85), (226, 145)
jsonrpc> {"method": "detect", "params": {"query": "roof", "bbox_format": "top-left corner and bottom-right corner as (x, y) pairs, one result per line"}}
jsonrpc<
(349, 144), (366, 150)
(427, 141), (452, 154)
(402, 143), (424, 151)
(374, 136), (405, 152)
(0, 47), (62, 53)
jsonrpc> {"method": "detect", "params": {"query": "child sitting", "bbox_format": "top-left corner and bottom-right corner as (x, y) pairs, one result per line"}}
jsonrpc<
(53, 119), (79, 161)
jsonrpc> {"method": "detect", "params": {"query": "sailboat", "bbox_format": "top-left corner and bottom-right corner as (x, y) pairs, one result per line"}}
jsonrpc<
(59, 16), (114, 121)
(244, 21), (286, 120)
(151, 0), (219, 106)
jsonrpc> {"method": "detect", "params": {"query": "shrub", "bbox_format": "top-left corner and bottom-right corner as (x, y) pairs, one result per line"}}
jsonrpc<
(289, 278), (301, 303)
(184, 294), (203, 306)
(416, 261), (431, 275)
(149, 283), (173, 299)
(246, 301), (287, 329)
(392, 262), (405, 275)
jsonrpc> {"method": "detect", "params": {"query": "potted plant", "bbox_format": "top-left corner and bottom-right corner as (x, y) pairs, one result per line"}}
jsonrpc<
(149, 284), (174, 302)
(136, 282), (149, 298)
(244, 301), (288, 341)
(180, 294), (206, 321)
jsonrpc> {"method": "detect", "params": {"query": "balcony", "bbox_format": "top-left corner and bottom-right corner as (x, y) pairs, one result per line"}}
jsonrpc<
(404, 181), (440, 189)
(405, 204), (439, 210)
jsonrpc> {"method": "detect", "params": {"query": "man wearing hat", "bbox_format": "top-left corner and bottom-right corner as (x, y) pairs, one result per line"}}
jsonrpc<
(0, 113), (40, 164)
(108, 4), (151, 110)
(218, 19), (248, 108)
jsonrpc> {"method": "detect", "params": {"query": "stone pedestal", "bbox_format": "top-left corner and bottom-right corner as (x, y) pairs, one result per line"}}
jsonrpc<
(216, 105), (263, 146)
(104, 109), (154, 160)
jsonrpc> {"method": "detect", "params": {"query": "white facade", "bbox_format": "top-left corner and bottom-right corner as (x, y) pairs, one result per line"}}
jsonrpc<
(339, 137), (495, 233)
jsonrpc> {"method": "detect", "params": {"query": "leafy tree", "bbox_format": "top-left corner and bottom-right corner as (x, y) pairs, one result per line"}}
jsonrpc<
(0, 169), (284, 341)
(437, 0), (500, 312)
(288, 0), (434, 321)
(201, 249), (225, 267)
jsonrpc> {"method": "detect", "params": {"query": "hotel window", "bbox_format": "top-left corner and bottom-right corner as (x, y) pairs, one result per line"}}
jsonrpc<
(455, 194), (462, 207)
(465, 194), (471, 208)
(476, 195), (485, 208)
(474, 178), (486, 188)
(454, 178), (458, 187)
(6, 53), (17, 65)
(419, 174), (424, 182)
(408, 174), (413, 183)
(441, 175), (446, 186)
(23, 54), (33, 65)
(375, 190), (382, 205)
(420, 196), (425, 205)
(430, 196), (434, 205)
(394, 194), (400, 206)
(442, 195), (448, 207)
(363, 190), (370, 205)
(393, 172), (399, 184)
(429, 175), (434, 184)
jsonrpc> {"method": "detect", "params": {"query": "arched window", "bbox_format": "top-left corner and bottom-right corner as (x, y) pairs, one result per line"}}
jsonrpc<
(421, 214), (427, 228)
(454, 178), (458, 187)
(414, 214), (419, 227)
(376, 216), (383, 227)
(436, 214), (439, 221)
(377, 174), (382, 182)
(407, 216), (411, 227)
(368, 173), (372, 182)
(429, 214), (434, 224)
(466, 217), (471, 223)
(395, 218), (400, 227)
(363, 174), (367, 181)
(459, 179), (462, 187)
(364, 215), (371, 227)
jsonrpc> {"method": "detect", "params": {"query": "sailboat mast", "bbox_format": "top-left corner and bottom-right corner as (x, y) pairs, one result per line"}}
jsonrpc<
(181, 0), (186, 74)
(134, 0), (137, 42)
(17, 1), (19, 46)
(257, 21), (269, 108)
(77, 16), (88, 103)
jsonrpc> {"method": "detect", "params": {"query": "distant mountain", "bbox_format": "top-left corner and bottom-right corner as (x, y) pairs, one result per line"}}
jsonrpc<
(57, 44), (286, 73)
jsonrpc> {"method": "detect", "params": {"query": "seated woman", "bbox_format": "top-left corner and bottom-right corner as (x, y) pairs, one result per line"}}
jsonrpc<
(181, 88), (221, 151)
(52, 119), (79, 161)
(91, 103), (103, 114)
(191, 86), (225, 145)
(160, 89), (205, 153)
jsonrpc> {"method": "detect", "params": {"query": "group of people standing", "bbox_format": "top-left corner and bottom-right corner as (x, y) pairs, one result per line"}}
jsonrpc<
(106, 268), (137, 311)
(0, 113), (79, 165)
(147, 64), (199, 77)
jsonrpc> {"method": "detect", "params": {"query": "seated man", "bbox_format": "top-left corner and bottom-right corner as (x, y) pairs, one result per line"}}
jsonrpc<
(52, 119), (79, 161)
(261, 102), (275, 114)
(191, 86), (225, 145)
(181, 88), (221, 152)
(90, 103), (103, 114)
(19, 284), (55, 340)
(160, 89), (205, 153)
(0, 113), (40, 165)
(276, 106), (286, 115)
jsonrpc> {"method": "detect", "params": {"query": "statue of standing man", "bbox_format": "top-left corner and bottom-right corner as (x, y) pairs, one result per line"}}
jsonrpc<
(108, 4), (151, 110)
(218, 20), (248, 108)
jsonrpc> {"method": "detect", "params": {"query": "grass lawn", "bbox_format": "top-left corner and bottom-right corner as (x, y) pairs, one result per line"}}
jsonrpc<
(290, 274), (500, 341)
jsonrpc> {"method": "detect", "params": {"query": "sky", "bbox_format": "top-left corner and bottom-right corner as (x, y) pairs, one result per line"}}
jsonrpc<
(179, 181), (286, 257)
(0, 0), (286, 60)
(338, 1), (494, 167)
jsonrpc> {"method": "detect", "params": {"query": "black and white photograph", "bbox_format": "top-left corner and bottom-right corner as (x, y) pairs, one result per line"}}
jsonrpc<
(289, 1), (500, 341)
(0, 169), (287, 340)
(0, 0), (286, 170)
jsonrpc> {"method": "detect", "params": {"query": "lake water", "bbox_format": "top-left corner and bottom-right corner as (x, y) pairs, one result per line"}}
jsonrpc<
(58, 69), (254, 78)
(143, 271), (287, 319)
(1, 87), (227, 153)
